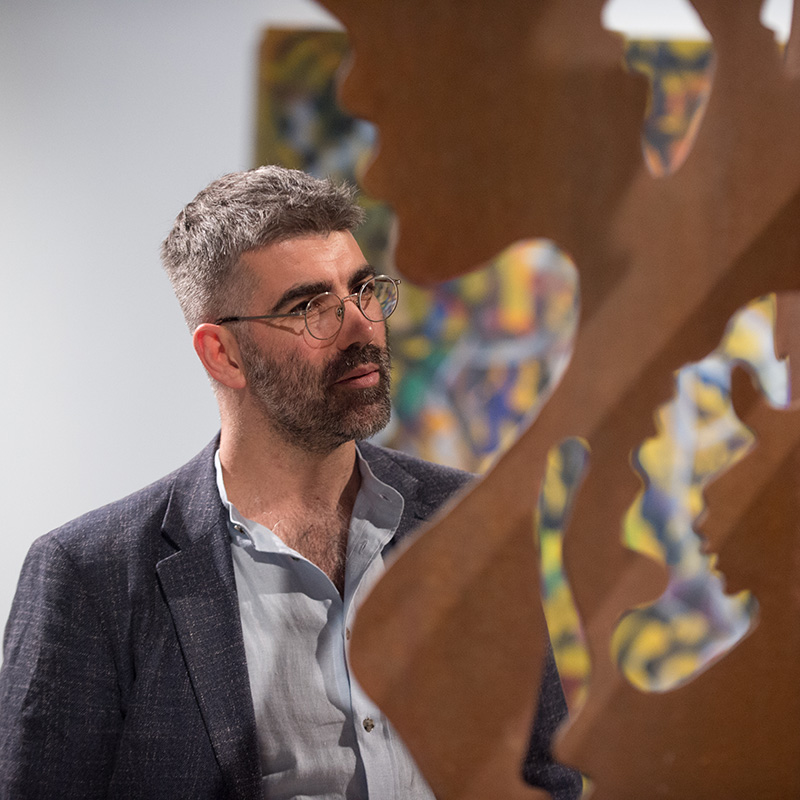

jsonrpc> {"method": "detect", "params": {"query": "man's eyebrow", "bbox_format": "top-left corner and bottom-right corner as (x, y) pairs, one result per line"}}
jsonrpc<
(271, 264), (375, 313)
(348, 264), (376, 291)
(271, 281), (331, 313)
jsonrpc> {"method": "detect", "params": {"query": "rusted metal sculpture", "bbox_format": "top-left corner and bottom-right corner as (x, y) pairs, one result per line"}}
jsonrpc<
(558, 335), (800, 800)
(316, 0), (800, 795)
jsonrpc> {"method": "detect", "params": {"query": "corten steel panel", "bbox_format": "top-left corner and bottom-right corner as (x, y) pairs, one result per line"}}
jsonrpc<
(317, 0), (800, 796)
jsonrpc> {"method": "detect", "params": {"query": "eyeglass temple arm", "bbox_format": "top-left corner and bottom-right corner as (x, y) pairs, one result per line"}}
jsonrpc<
(215, 311), (302, 325)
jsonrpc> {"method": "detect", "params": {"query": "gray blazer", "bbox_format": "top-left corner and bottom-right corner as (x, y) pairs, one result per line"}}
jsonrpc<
(0, 439), (580, 799)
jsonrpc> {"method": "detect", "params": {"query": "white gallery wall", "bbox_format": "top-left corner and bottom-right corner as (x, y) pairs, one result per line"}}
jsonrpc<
(0, 0), (792, 629)
(0, 0), (340, 626)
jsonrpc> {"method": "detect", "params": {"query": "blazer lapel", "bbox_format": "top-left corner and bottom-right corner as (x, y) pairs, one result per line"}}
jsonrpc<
(155, 442), (260, 800)
(358, 441), (440, 544)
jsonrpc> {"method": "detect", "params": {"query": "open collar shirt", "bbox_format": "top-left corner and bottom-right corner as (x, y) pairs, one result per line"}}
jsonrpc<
(214, 446), (435, 800)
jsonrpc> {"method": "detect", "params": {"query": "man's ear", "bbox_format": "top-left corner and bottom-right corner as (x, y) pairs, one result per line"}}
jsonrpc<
(192, 324), (248, 390)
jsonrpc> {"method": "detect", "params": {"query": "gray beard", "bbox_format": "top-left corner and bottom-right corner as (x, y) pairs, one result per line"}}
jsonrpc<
(238, 337), (392, 455)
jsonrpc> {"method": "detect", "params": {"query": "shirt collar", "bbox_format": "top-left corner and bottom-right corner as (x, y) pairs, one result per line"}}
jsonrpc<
(213, 445), (404, 552)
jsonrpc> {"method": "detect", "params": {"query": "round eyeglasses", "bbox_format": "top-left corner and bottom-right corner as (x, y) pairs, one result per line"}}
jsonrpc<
(215, 274), (401, 341)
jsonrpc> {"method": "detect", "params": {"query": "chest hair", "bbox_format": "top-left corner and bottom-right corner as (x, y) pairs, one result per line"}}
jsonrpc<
(273, 506), (350, 595)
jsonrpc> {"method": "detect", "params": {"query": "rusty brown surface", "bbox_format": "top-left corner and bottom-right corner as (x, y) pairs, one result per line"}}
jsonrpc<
(561, 359), (800, 799)
(316, 0), (800, 796)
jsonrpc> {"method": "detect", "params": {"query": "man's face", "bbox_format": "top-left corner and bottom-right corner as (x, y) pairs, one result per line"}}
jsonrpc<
(232, 231), (392, 454)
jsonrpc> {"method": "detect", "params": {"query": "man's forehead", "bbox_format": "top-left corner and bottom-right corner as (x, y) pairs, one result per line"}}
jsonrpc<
(240, 231), (371, 299)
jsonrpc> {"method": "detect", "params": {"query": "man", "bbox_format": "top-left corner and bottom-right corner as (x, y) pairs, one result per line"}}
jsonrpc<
(0, 166), (580, 798)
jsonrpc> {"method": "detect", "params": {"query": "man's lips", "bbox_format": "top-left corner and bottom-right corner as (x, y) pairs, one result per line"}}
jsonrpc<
(333, 364), (380, 388)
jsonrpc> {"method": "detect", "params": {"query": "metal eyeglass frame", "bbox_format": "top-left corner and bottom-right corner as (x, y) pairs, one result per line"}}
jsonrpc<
(214, 274), (401, 341)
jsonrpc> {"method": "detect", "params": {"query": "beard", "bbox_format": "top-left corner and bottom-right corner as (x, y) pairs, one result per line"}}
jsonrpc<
(237, 335), (392, 455)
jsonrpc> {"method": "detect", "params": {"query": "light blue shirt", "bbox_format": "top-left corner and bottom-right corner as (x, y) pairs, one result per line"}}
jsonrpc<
(215, 447), (435, 800)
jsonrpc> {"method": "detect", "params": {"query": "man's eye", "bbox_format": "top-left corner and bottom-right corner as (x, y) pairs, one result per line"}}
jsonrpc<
(357, 280), (375, 297)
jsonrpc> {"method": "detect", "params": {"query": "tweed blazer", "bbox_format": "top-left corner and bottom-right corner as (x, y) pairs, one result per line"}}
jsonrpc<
(0, 439), (579, 799)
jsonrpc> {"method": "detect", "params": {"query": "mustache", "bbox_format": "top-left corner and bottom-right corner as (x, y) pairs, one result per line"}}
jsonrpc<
(326, 343), (391, 383)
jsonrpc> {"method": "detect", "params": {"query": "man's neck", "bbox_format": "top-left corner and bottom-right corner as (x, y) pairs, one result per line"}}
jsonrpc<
(218, 417), (361, 527)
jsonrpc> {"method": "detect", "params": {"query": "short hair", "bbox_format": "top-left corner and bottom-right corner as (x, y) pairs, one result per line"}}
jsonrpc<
(161, 166), (365, 329)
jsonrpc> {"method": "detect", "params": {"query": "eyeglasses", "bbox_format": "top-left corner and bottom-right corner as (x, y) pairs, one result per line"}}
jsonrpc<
(215, 274), (401, 341)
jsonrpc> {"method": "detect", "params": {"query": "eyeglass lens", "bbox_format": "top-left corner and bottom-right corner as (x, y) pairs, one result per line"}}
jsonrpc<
(304, 277), (398, 339)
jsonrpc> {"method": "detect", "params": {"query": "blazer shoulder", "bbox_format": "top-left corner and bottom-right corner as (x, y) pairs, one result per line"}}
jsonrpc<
(359, 441), (475, 505)
(36, 437), (218, 564)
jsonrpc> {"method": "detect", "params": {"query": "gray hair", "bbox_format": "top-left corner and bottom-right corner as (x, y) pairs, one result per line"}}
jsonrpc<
(161, 166), (365, 329)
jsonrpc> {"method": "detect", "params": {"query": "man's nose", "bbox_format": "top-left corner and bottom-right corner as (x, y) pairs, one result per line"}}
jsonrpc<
(336, 295), (375, 349)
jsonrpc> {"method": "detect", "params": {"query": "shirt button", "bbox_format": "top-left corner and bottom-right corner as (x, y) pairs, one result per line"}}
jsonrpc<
(363, 717), (375, 733)
(233, 524), (244, 533)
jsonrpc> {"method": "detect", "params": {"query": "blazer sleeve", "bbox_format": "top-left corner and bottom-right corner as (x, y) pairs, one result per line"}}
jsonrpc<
(523, 641), (583, 799)
(0, 534), (123, 798)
